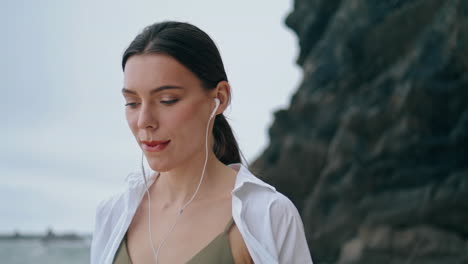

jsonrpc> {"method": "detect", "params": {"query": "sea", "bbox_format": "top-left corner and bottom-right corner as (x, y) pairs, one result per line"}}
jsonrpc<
(0, 238), (91, 264)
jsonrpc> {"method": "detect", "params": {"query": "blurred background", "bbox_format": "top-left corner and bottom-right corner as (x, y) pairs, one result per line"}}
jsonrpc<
(2, 0), (468, 263)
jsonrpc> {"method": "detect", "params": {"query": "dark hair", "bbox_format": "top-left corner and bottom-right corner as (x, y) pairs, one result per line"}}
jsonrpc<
(122, 21), (243, 165)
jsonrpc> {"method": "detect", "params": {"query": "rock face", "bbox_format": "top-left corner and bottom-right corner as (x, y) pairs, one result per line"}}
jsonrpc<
(251, 0), (468, 263)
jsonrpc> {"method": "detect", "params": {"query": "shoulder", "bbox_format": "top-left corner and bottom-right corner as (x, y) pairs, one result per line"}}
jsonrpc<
(93, 191), (125, 234)
(233, 164), (299, 218)
(91, 169), (156, 263)
(268, 192), (301, 222)
(232, 165), (313, 263)
(233, 165), (303, 233)
(95, 193), (121, 217)
(238, 182), (301, 229)
(94, 169), (152, 219)
(90, 191), (126, 263)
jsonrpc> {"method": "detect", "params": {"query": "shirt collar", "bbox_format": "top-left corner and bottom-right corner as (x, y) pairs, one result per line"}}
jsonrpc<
(125, 162), (276, 193)
(229, 163), (276, 193)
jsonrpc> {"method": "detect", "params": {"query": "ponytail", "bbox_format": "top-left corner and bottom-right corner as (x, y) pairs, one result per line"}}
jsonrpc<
(213, 114), (241, 165)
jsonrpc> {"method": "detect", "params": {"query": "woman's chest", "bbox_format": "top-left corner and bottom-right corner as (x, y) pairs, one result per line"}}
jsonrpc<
(125, 198), (234, 263)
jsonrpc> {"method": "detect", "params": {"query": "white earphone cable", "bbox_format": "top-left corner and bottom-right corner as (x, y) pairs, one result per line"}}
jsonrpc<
(141, 101), (216, 264)
(141, 152), (159, 261)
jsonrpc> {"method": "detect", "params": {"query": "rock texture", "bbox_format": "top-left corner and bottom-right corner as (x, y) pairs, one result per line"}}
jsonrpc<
(251, 0), (468, 263)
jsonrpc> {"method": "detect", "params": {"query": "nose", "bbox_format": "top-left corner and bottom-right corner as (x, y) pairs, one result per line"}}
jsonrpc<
(137, 102), (158, 130)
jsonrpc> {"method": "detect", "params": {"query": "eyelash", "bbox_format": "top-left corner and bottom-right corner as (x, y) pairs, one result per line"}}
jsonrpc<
(125, 99), (179, 108)
(162, 99), (179, 104)
(124, 103), (138, 108)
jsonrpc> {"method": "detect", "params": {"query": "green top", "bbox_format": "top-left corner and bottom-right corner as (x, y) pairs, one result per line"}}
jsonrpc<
(113, 217), (235, 264)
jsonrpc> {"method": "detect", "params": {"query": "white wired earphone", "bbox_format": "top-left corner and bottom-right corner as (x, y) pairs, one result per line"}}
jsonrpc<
(140, 98), (220, 264)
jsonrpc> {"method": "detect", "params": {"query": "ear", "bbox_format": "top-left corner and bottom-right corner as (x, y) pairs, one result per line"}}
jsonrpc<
(212, 81), (231, 115)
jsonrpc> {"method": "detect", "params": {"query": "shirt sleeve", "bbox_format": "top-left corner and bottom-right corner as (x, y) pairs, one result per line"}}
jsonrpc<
(90, 196), (115, 264)
(270, 194), (314, 264)
(90, 201), (102, 264)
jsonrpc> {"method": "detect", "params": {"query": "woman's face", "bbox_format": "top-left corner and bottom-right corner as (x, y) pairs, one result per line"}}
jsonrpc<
(122, 53), (215, 172)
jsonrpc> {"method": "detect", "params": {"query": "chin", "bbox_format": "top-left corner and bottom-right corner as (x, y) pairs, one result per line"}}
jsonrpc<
(146, 158), (172, 172)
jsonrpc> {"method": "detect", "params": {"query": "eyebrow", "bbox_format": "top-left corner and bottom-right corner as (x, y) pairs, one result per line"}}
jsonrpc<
(121, 85), (184, 95)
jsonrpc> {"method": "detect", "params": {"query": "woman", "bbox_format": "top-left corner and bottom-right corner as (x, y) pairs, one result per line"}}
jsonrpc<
(90, 21), (313, 264)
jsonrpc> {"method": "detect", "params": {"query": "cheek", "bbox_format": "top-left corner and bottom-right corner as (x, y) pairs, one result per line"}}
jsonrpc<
(168, 102), (207, 135)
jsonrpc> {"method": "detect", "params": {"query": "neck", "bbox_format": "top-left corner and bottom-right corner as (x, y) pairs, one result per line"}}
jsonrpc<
(154, 152), (225, 208)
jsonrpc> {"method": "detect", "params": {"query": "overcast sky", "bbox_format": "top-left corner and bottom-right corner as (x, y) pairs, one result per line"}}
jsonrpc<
(0, 0), (300, 234)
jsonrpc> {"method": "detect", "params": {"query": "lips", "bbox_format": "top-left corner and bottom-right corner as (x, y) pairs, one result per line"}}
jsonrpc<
(142, 140), (170, 146)
(141, 140), (171, 152)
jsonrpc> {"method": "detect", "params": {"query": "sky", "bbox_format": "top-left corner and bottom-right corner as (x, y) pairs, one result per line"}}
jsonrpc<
(0, 0), (300, 234)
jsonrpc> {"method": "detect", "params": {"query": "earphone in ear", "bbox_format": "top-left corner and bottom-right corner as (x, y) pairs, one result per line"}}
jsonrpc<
(210, 98), (220, 120)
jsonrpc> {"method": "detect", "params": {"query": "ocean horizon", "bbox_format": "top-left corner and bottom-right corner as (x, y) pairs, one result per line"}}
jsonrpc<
(0, 238), (91, 264)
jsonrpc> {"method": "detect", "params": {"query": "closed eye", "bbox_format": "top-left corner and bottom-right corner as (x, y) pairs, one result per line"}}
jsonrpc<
(125, 102), (139, 108)
(124, 99), (178, 108)
(161, 99), (179, 105)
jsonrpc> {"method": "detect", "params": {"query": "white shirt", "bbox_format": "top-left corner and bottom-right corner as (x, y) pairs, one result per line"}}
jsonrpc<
(90, 163), (313, 264)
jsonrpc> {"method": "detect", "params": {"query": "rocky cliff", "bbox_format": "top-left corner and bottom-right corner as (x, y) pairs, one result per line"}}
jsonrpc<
(251, 0), (468, 263)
